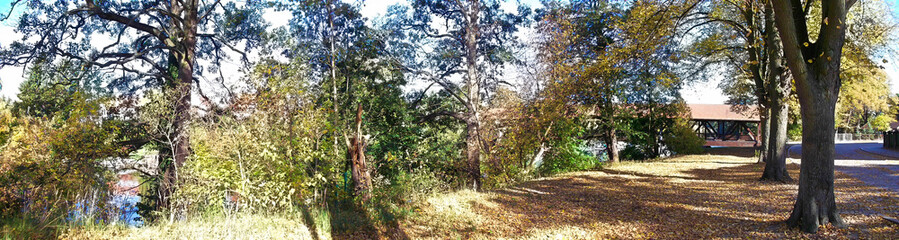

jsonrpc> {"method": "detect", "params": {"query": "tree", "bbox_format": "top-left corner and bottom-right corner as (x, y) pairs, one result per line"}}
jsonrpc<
(771, 0), (857, 233)
(0, 0), (266, 210)
(759, 0), (792, 182)
(534, 0), (692, 163)
(871, 114), (892, 132)
(679, 0), (794, 178)
(392, 0), (529, 190)
(836, 50), (890, 133)
(287, 0), (414, 203)
(12, 60), (97, 119)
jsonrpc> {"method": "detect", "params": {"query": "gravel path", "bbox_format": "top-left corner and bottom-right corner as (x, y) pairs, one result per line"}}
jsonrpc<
(789, 142), (899, 193)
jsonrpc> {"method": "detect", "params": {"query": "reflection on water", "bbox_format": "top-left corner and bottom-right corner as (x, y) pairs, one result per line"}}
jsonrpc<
(66, 174), (143, 227)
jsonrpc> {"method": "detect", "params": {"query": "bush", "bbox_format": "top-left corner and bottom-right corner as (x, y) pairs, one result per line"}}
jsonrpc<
(174, 92), (327, 216)
(0, 95), (126, 238)
(664, 119), (705, 155)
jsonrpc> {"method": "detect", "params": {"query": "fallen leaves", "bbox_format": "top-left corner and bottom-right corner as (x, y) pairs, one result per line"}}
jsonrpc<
(389, 148), (899, 239)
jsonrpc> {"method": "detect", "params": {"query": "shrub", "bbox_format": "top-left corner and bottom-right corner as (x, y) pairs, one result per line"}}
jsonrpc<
(663, 118), (705, 155)
(0, 95), (126, 238)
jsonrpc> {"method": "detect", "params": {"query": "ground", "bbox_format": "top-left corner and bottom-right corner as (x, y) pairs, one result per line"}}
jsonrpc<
(380, 147), (899, 239)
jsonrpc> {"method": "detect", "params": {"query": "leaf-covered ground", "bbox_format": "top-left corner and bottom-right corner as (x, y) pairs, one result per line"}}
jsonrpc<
(373, 148), (899, 239)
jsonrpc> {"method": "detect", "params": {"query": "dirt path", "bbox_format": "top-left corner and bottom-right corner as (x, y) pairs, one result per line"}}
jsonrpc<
(388, 150), (899, 239)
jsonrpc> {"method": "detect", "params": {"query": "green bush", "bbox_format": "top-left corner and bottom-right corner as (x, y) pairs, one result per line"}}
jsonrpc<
(664, 119), (705, 155)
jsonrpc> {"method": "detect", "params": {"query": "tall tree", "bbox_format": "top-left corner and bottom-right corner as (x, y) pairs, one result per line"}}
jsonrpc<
(393, 0), (529, 190)
(288, 0), (415, 202)
(680, 0), (794, 181)
(0, 0), (265, 210)
(771, 0), (856, 233)
(759, 0), (792, 182)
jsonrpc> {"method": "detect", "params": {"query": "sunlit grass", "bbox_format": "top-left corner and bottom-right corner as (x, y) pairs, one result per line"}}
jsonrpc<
(61, 213), (320, 240)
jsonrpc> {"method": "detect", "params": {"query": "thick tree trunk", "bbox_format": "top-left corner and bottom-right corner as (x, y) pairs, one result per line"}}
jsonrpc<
(786, 80), (844, 232)
(350, 104), (372, 202)
(160, 0), (198, 211)
(771, 0), (853, 233)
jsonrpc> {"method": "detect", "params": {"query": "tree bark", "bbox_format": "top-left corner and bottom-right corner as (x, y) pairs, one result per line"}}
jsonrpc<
(350, 104), (372, 202)
(761, 2), (791, 182)
(786, 85), (844, 232)
(771, 0), (855, 233)
(762, 88), (792, 182)
(160, 0), (198, 211)
(606, 128), (619, 164)
(464, 0), (482, 191)
(757, 107), (770, 163)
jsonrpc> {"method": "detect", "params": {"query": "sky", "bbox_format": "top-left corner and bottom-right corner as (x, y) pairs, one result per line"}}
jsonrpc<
(0, 0), (897, 104)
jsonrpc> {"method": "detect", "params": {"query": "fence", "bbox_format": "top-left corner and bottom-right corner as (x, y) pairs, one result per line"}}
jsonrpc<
(835, 133), (882, 142)
(885, 131), (899, 149)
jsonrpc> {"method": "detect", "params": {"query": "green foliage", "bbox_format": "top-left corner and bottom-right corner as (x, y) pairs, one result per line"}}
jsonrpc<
(871, 114), (893, 132)
(664, 118), (706, 155)
(0, 92), (125, 238)
(173, 60), (325, 215)
(787, 121), (803, 141)
(537, 138), (597, 176)
(622, 102), (687, 160)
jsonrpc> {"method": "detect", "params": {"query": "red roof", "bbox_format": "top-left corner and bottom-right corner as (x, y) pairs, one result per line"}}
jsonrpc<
(688, 104), (759, 121)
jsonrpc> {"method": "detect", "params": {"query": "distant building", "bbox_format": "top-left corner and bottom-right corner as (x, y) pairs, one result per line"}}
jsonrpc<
(688, 104), (760, 147)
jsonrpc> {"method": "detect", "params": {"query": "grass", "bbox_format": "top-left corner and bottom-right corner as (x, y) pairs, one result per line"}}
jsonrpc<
(60, 212), (322, 240)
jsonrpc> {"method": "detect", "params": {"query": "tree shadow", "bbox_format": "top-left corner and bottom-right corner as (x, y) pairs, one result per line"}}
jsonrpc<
(475, 170), (784, 239)
(329, 202), (382, 240)
(703, 147), (758, 158)
(328, 200), (412, 240)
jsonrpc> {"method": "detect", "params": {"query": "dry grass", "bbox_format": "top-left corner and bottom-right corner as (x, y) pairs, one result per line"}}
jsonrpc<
(389, 148), (899, 239)
(60, 213), (322, 240)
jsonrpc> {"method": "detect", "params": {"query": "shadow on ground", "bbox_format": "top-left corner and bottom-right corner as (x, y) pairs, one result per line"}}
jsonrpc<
(393, 154), (898, 239)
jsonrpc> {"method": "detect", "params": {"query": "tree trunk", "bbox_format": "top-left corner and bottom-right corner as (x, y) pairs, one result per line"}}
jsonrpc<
(160, 0), (198, 211)
(350, 104), (372, 202)
(757, 107), (770, 163)
(760, 2), (791, 182)
(771, 0), (853, 233)
(761, 94), (792, 182)
(607, 128), (619, 164)
(464, 0), (482, 191)
(786, 81), (844, 232)
(465, 119), (481, 190)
